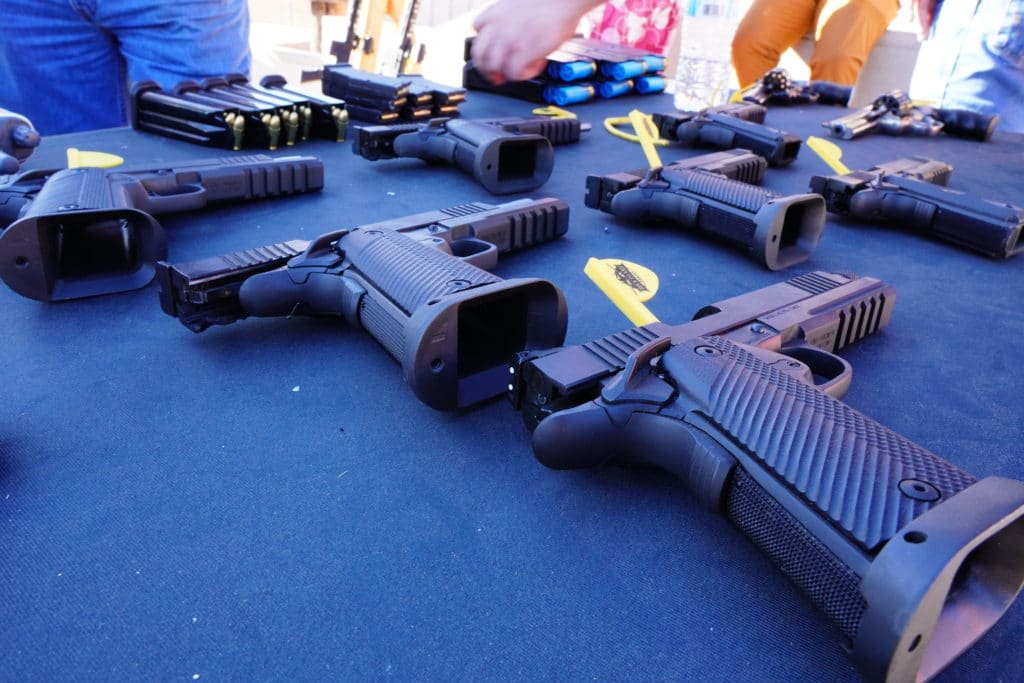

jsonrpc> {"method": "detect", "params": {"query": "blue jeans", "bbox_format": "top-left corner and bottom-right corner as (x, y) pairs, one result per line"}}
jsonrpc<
(0, 0), (251, 135)
(911, 0), (1024, 134)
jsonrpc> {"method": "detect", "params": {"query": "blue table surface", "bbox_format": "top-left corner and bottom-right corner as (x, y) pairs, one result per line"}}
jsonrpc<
(2, 88), (1022, 682)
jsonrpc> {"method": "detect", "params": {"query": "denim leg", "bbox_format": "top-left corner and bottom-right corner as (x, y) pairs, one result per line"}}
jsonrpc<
(0, 0), (250, 135)
(0, 0), (128, 135)
(943, 0), (1024, 133)
(95, 0), (251, 90)
(911, 0), (1024, 134)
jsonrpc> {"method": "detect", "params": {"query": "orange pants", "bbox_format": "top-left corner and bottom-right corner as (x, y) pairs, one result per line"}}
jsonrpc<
(731, 0), (900, 87)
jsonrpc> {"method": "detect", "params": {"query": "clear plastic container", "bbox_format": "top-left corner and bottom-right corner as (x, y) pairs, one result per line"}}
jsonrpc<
(673, 0), (744, 111)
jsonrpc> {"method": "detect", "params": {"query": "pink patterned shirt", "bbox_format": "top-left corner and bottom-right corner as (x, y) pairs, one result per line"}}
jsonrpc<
(583, 0), (681, 53)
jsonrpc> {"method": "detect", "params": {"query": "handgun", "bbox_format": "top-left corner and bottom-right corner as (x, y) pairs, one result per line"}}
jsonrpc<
(353, 116), (586, 194)
(585, 148), (769, 214)
(809, 157), (1024, 258)
(157, 197), (570, 410)
(822, 90), (998, 141)
(0, 154), (324, 301)
(1, 107), (41, 174)
(509, 270), (1024, 682)
(741, 68), (852, 106)
(585, 152), (825, 270)
(651, 102), (802, 166)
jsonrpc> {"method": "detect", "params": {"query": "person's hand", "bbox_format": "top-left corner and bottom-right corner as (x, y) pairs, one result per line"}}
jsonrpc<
(471, 0), (601, 84)
(913, 0), (940, 35)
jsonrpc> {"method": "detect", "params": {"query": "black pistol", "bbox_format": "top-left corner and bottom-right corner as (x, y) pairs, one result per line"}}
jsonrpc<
(158, 198), (571, 410)
(510, 270), (1024, 682)
(809, 157), (1023, 258)
(0, 154), (324, 300)
(353, 116), (585, 194)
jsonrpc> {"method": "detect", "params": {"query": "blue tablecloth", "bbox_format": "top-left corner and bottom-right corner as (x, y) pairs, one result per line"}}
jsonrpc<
(2, 89), (1022, 682)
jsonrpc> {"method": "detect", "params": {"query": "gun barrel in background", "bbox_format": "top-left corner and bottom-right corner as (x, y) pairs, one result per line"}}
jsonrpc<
(0, 154), (324, 301)
(651, 108), (802, 166)
(822, 110), (880, 139)
(742, 69), (853, 106)
(810, 168), (1024, 258)
(821, 91), (999, 141)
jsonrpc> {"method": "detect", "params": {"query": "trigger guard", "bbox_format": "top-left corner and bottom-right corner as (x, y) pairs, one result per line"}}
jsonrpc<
(779, 344), (853, 399)
(131, 180), (208, 213)
(739, 343), (852, 399)
(451, 237), (498, 270)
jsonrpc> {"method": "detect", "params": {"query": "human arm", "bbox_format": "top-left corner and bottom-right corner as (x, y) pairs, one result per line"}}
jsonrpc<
(470, 0), (607, 83)
(914, 0), (940, 35)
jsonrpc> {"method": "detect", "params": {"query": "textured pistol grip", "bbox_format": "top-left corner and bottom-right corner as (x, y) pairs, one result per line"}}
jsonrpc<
(20, 167), (132, 214)
(934, 108), (998, 141)
(667, 336), (1024, 681)
(342, 228), (567, 409)
(397, 120), (555, 195)
(612, 169), (823, 269)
